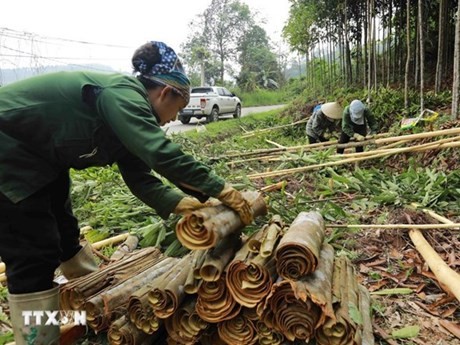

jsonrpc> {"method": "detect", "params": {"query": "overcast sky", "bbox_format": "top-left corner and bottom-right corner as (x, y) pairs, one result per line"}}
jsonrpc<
(0, 0), (290, 72)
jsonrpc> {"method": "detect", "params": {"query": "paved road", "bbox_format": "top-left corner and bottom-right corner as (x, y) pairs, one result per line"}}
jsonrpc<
(163, 104), (286, 134)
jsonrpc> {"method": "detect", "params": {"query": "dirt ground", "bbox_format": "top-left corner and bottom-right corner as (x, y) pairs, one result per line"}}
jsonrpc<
(341, 208), (460, 345)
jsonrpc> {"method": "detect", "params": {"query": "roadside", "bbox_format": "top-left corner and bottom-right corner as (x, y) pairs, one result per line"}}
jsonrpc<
(164, 104), (287, 134)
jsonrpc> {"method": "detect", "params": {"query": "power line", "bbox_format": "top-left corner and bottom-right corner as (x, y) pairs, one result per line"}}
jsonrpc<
(0, 45), (118, 72)
(0, 27), (135, 49)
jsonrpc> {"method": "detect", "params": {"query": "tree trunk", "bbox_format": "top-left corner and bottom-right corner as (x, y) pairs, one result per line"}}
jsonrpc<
(343, 0), (353, 84)
(418, 0), (425, 111)
(452, 0), (460, 119)
(404, 0), (411, 109)
(435, 0), (447, 93)
(367, 0), (373, 100)
(364, 0), (368, 89)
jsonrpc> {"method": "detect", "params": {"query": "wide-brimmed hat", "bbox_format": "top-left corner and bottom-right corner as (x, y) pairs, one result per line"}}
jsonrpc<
(321, 102), (343, 120)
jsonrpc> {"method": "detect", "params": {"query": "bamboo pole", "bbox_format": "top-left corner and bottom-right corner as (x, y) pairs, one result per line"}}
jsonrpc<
(409, 230), (460, 302)
(407, 208), (460, 302)
(327, 223), (460, 230)
(248, 135), (460, 179)
(220, 127), (460, 162)
(241, 140), (460, 167)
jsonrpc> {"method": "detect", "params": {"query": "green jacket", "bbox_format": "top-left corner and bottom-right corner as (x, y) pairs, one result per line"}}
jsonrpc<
(0, 71), (224, 218)
(341, 105), (378, 137)
(306, 109), (339, 141)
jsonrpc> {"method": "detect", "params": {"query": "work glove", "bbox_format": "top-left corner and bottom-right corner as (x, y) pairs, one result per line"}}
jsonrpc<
(323, 132), (331, 140)
(173, 197), (208, 215)
(353, 133), (365, 141)
(217, 184), (254, 225)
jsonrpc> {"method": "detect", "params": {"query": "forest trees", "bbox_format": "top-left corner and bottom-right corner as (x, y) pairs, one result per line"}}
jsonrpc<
(181, 0), (283, 91)
(283, 0), (460, 118)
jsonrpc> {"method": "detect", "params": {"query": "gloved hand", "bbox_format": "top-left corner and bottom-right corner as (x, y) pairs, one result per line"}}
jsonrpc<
(323, 132), (331, 140)
(217, 184), (254, 225)
(173, 197), (208, 215)
(353, 133), (365, 141)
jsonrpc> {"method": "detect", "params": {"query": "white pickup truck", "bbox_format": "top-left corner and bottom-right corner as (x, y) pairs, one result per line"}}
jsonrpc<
(178, 86), (242, 124)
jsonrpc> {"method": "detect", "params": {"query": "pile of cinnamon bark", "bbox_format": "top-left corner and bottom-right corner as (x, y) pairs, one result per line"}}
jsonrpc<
(60, 191), (374, 344)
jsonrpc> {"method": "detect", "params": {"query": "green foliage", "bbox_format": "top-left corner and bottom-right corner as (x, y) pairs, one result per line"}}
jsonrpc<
(235, 88), (290, 107)
(0, 286), (7, 303)
(0, 331), (14, 345)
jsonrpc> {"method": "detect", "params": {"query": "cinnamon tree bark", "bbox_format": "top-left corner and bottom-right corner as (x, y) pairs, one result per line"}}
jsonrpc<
(258, 243), (335, 342)
(316, 255), (374, 345)
(275, 211), (325, 280)
(176, 191), (267, 249)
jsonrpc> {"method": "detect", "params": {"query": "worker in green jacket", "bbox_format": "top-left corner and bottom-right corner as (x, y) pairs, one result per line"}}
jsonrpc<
(336, 99), (378, 154)
(306, 102), (342, 144)
(0, 41), (253, 345)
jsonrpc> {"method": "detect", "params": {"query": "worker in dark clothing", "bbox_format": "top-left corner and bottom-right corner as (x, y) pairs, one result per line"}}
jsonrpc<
(0, 41), (253, 345)
(306, 102), (343, 144)
(337, 99), (378, 154)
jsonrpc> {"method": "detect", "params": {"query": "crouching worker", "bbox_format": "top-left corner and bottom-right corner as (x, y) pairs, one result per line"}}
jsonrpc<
(337, 99), (378, 154)
(0, 41), (253, 345)
(306, 102), (343, 144)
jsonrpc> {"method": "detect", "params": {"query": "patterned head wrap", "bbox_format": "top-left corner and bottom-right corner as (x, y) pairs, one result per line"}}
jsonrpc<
(132, 41), (190, 104)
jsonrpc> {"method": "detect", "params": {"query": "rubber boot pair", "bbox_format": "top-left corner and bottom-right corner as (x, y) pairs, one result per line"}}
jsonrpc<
(8, 244), (98, 344)
(8, 286), (60, 345)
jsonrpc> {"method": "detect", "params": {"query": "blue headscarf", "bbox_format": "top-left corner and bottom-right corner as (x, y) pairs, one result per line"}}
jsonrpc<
(133, 41), (190, 103)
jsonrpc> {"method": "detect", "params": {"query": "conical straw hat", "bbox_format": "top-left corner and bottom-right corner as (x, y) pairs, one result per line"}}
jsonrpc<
(321, 102), (343, 119)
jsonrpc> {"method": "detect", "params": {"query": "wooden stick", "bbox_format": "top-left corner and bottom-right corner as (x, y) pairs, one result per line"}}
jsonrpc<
(409, 229), (460, 302)
(326, 223), (460, 230)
